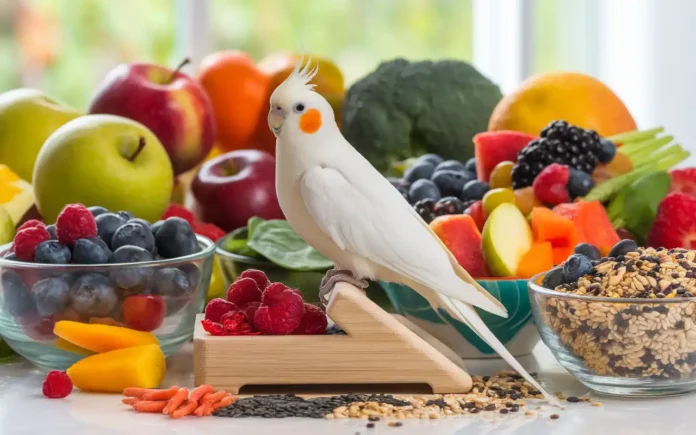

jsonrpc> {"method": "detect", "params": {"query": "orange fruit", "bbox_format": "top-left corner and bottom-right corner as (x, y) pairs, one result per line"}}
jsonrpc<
(488, 72), (637, 137)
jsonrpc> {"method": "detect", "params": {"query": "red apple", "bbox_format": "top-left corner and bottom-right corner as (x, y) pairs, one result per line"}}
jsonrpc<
(190, 150), (284, 231)
(87, 59), (215, 175)
(122, 295), (166, 332)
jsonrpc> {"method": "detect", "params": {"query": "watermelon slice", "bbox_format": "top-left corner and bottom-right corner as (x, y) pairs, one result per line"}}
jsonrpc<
(473, 131), (536, 182)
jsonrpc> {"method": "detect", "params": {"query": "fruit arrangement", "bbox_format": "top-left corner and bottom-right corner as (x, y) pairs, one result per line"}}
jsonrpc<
(202, 269), (328, 336)
(1, 203), (206, 339)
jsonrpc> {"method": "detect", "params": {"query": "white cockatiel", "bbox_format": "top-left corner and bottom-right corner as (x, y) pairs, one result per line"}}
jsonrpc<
(268, 59), (561, 407)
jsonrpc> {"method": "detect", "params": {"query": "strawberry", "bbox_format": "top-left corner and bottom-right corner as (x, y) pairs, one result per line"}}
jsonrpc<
(647, 192), (696, 249)
(669, 168), (696, 198)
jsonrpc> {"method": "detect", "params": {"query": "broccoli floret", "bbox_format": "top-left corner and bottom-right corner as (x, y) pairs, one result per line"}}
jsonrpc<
(341, 59), (503, 172)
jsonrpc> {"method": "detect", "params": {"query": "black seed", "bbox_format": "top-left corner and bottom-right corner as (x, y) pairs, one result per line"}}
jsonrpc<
(566, 396), (580, 403)
(499, 408), (509, 414)
(366, 423), (375, 429)
(484, 404), (497, 411)
(368, 416), (380, 422)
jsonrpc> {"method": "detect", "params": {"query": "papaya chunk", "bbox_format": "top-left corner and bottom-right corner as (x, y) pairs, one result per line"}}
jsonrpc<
(530, 207), (578, 247)
(55, 338), (94, 356)
(54, 321), (158, 354)
(554, 200), (620, 255)
(516, 242), (553, 278)
(67, 344), (166, 393)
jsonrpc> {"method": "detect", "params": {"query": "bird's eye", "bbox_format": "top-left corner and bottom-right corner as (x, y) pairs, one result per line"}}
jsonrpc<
(293, 103), (306, 113)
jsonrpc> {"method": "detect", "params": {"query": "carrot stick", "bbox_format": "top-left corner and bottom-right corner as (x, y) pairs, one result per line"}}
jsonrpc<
(171, 400), (198, 419)
(189, 385), (214, 403)
(141, 386), (179, 401)
(201, 390), (226, 404)
(211, 395), (236, 410)
(122, 387), (153, 398)
(133, 401), (169, 413)
(163, 388), (189, 415)
(122, 397), (138, 405)
(194, 402), (213, 417)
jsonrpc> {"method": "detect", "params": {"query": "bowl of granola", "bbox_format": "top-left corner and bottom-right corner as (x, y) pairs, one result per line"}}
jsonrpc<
(530, 241), (696, 396)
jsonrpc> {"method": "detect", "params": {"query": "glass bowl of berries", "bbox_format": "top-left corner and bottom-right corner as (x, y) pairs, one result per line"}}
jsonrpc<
(0, 204), (216, 371)
(530, 240), (696, 396)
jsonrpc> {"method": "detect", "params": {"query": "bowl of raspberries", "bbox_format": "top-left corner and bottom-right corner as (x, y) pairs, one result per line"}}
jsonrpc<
(0, 203), (216, 370)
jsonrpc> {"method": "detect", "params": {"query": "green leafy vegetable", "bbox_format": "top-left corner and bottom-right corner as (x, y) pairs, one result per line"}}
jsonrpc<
(243, 219), (333, 271)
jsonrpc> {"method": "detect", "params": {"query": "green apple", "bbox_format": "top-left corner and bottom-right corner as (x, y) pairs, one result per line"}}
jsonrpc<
(0, 89), (81, 181)
(482, 203), (532, 276)
(0, 205), (15, 246)
(33, 114), (174, 223)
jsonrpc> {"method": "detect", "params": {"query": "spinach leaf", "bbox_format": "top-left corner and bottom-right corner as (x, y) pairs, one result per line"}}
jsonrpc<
(247, 216), (264, 238)
(622, 171), (671, 244)
(222, 227), (262, 258)
(247, 219), (333, 271)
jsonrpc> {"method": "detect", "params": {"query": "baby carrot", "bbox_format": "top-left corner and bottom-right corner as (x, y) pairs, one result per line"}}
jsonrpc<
(122, 387), (153, 398)
(189, 385), (214, 403)
(142, 386), (179, 401)
(211, 395), (236, 410)
(194, 402), (213, 417)
(122, 397), (139, 405)
(163, 388), (189, 415)
(133, 401), (169, 413)
(201, 390), (226, 404)
(171, 400), (198, 419)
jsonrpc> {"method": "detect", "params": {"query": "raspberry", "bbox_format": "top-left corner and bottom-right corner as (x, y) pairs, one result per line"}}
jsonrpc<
(201, 319), (225, 336)
(204, 298), (239, 323)
(239, 269), (269, 290)
(226, 277), (262, 307)
(293, 303), (328, 335)
(42, 370), (73, 399)
(13, 226), (50, 261)
(162, 204), (196, 225)
(193, 222), (226, 242)
(254, 283), (305, 335)
(56, 204), (98, 246)
(243, 301), (261, 322)
(17, 219), (44, 232)
(532, 163), (570, 205)
(221, 311), (259, 335)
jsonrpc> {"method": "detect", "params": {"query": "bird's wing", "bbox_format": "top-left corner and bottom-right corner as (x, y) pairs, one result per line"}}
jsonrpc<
(299, 165), (505, 316)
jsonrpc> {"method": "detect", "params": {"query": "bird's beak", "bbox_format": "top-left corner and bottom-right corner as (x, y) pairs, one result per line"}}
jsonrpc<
(268, 106), (286, 136)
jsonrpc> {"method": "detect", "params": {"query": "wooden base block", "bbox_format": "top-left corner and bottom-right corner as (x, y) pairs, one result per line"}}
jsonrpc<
(194, 282), (472, 394)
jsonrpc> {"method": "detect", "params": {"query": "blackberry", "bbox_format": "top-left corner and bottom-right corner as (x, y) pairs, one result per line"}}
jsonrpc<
(413, 198), (436, 223)
(512, 120), (602, 188)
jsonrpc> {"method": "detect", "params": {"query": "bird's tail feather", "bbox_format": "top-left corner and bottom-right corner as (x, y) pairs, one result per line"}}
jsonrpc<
(438, 295), (563, 408)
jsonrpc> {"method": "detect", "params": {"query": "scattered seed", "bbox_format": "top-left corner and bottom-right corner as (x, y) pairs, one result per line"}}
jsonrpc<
(366, 423), (375, 429)
(566, 396), (580, 403)
(388, 422), (403, 427)
(550, 414), (560, 420)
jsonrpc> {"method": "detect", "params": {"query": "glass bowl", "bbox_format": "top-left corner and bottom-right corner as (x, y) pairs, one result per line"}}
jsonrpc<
(0, 235), (215, 371)
(380, 278), (540, 358)
(215, 233), (394, 309)
(529, 270), (696, 396)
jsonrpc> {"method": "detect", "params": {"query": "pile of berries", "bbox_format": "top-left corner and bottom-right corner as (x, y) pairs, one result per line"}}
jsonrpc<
(203, 269), (328, 336)
(1, 203), (204, 338)
(511, 120), (617, 189)
(389, 154), (490, 223)
(532, 163), (596, 205)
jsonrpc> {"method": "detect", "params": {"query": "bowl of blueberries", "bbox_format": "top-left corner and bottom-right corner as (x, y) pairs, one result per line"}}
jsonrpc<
(0, 203), (215, 370)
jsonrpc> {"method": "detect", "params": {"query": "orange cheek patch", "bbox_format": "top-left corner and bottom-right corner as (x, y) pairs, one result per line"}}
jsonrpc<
(299, 109), (322, 134)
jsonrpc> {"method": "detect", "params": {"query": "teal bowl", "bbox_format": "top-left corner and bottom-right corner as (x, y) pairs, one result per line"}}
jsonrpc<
(379, 279), (540, 358)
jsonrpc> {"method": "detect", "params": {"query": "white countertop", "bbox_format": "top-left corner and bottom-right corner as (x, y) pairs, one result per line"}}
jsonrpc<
(0, 343), (693, 435)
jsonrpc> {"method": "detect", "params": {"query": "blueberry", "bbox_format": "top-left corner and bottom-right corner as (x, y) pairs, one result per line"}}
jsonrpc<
(567, 168), (595, 198)
(151, 220), (165, 236)
(45, 224), (57, 240)
(95, 213), (127, 246)
(562, 254), (594, 283)
(87, 206), (109, 217)
(34, 240), (72, 264)
(461, 180), (490, 201)
(608, 239), (639, 258)
(435, 160), (467, 173)
(417, 153), (444, 167)
(154, 267), (191, 297)
(596, 139), (617, 164)
(431, 170), (476, 197)
(116, 211), (134, 221)
(408, 179), (441, 204)
(1, 270), (36, 317)
(155, 217), (199, 259)
(128, 218), (151, 229)
(32, 277), (70, 316)
(541, 267), (564, 289)
(178, 263), (201, 290)
(109, 246), (155, 293)
(404, 162), (435, 184)
(464, 157), (477, 175)
(433, 197), (465, 216)
(73, 237), (113, 264)
(574, 243), (601, 261)
(70, 273), (118, 318)
(111, 222), (156, 254)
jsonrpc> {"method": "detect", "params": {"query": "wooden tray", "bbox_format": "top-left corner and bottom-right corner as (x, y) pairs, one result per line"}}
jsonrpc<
(193, 282), (472, 395)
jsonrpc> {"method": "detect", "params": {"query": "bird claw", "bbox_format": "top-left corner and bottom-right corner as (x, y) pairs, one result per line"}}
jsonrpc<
(319, 268), (369, 310)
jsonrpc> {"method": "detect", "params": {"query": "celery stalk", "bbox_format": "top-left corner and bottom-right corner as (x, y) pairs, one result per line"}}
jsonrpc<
(607, 127), (664, 144)
(618, 135), (673, 160)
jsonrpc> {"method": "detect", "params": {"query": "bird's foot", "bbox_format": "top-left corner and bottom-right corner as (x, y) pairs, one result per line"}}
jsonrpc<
(319, 268), (369, 309)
